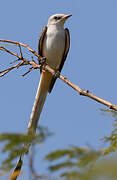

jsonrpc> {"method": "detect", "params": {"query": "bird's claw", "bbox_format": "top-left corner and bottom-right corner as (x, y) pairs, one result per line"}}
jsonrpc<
(40, 57), (46, 65)
(39, 57), (46, 71)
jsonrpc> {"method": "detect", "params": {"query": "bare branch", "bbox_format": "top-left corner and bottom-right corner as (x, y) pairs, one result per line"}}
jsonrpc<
(18, 44), (23, 59)
(0, 39), (117, 111)
(29, 147), (48, 179)
(0, 39), (41, 59)
(0, 46), (19, 58)
(1, 39), (117, 179)
(22, 67), (34, 77)
(0, 62), (24, 77)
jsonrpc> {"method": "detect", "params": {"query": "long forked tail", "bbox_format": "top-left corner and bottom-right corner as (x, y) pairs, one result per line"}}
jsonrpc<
(27, 71), (52, 134)
(13, 72), (52, 176)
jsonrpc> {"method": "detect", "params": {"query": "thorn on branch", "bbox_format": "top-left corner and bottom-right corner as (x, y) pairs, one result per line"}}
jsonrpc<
(109, 105), (113, 109)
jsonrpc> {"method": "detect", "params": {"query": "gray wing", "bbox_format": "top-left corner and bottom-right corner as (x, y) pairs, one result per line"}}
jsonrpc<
(48, 28), (70, 93)
(38, 26), (47, 61)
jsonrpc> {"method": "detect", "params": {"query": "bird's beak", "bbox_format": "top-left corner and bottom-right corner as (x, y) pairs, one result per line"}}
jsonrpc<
(62, 14), (72, 20)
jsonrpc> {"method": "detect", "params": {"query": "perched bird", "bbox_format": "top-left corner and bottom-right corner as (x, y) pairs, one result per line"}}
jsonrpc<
(28, 14), (72, 134)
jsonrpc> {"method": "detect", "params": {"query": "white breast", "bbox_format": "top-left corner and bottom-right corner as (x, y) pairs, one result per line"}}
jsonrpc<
(43, 25), (65, 69)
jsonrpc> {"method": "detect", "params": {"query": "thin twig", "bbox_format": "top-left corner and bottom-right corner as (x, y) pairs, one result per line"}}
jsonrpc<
(10, 59), (20, 64)
(1, 39), (117, 180)
(0, 46), (19, 58)
(18, 44), (23, 59)
(0, 39), (41, 59)
(29, 147), (48, 179)
(0, 62), (24, 77)
(43, 65), (117, 111)
(0, 39), (117, 111)
(22, 67), (34, 77)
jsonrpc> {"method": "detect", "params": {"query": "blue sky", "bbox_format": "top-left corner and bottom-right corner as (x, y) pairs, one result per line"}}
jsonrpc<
(0, 0), (117, 179)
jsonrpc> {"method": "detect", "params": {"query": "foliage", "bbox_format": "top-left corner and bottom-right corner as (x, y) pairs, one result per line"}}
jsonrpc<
(0, 126), (52, 171)
(43, 110), (117, 180)
(44, 147), (117, 180)
(44, 146), (101, 179)
(1, 111), (117, 179)
(100, 109), (117, 155)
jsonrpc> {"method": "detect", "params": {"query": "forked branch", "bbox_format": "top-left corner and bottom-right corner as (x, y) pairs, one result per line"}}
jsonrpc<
(1, 39), (117, 180)
(0, 39), (117, 111)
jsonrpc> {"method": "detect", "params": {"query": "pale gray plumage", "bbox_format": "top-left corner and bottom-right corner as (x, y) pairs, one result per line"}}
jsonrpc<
(27, 14), (71, 134)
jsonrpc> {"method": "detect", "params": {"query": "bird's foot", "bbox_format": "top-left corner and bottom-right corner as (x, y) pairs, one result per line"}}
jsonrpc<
(39, 57), (46, 71)
(40, 57), (46, 65)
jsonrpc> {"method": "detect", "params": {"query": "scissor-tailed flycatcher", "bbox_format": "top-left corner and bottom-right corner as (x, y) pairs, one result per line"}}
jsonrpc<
(28, 14), (72, 134)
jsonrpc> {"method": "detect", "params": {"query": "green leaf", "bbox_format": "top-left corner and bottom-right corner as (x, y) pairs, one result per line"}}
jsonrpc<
(49, 161), (77, 172)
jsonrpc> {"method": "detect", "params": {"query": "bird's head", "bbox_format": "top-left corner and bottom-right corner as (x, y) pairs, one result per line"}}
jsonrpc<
(47, 14), (72, 26)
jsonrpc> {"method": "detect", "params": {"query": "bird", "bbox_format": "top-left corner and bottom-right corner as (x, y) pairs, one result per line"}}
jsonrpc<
(27, 14), (72, 134)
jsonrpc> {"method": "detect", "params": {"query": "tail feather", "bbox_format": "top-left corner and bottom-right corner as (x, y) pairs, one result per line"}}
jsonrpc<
(27, 71), (52, 134)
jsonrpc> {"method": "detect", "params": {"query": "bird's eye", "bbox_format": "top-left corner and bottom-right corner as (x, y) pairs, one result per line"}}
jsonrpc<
(54, 16), (61, 20)
(54, 16), (58, 20)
